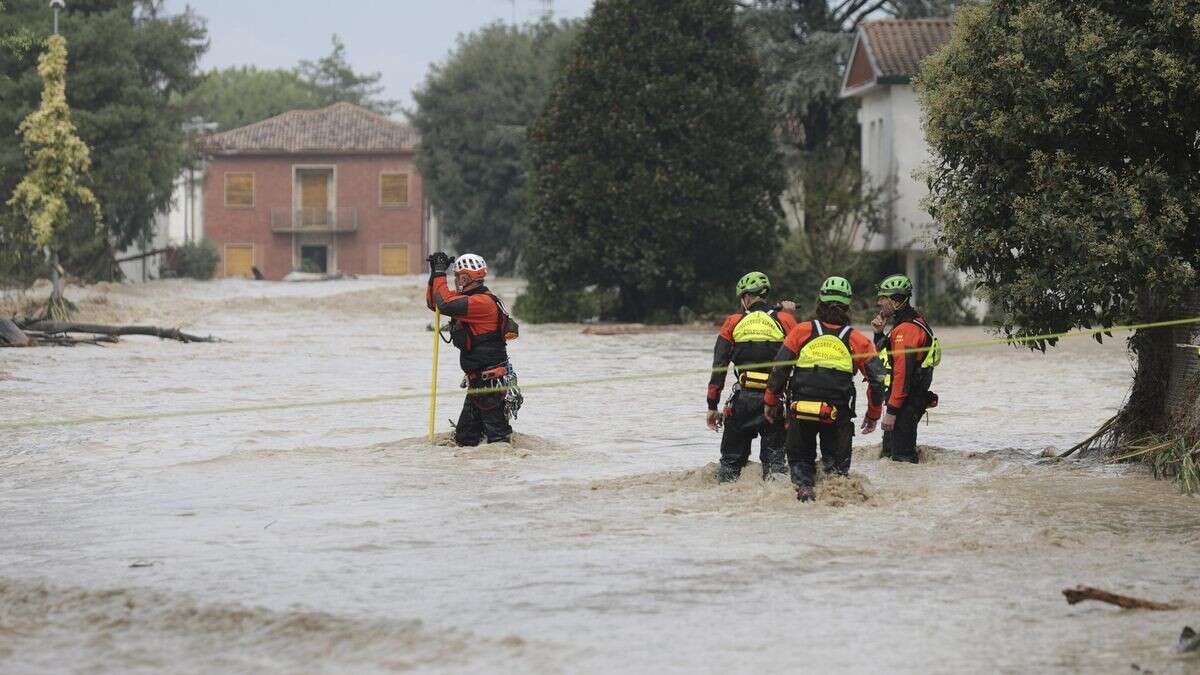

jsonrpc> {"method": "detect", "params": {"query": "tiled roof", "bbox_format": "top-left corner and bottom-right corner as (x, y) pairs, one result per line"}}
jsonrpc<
(861, 19), (954, 79)
(200, 102), (418, 155)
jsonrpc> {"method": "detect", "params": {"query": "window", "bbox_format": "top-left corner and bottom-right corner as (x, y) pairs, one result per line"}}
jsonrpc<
(224, 173), (254, 208)
(380, 244), (409, 275)
(380, 173), (409, 207)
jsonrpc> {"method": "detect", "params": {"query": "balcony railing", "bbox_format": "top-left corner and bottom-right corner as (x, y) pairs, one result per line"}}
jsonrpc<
(270, 207), (358, 234)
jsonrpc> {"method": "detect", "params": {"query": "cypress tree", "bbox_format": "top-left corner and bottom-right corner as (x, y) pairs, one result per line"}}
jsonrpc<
(526, 0), (785, 321)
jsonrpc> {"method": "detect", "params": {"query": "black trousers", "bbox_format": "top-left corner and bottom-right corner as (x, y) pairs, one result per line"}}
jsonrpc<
(881, 398), (927, 463)
(718, 390), (786, 480)
(785, 418), (854, 488)
(454, 391), (512, 446)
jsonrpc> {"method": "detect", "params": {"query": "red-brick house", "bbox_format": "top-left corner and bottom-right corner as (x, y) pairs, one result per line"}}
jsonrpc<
(199, 102), (426, 279)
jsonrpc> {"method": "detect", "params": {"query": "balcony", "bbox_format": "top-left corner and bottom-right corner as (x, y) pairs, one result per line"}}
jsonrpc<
(270, 207), (358, 234)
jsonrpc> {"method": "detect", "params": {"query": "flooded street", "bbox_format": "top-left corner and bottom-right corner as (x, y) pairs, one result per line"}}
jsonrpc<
(1, 277), (1197, 673)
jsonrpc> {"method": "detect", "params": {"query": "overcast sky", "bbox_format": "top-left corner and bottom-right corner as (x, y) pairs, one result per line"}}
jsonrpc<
(164, 0), (596, 113)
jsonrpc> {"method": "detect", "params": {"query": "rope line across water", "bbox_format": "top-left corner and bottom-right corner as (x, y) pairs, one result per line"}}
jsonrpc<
(3, 315), (1198, 432)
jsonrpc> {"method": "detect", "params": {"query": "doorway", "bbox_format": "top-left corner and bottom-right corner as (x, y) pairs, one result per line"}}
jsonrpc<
(298, 169), (331, 227)
(300, 245), (328, 274)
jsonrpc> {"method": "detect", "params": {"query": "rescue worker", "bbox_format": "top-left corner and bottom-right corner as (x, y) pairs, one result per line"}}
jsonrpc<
(426, 251), (521, 446)
(707, 271), (798, 482)
(763, 277), (886, 501)
(868, 274), (940, 463)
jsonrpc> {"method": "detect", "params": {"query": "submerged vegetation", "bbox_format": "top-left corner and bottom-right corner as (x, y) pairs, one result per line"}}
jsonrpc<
(1109, 435), (1200, 496)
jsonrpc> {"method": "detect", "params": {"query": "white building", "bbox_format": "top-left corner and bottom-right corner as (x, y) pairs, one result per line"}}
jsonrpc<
(840, 19), (954, 305)
(116, 166), (204, 282)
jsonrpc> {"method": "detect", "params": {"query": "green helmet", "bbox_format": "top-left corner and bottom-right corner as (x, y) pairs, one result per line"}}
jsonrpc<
(818, 276), (853, 306)
(877, 274), (913, 297)
(736, 271), (771, 297)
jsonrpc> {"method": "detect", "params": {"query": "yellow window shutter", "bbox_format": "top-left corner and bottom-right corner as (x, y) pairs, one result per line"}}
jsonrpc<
(381, 173), (409, 207)
(225, 173), (254, 207)
(380, 245), (409, 275)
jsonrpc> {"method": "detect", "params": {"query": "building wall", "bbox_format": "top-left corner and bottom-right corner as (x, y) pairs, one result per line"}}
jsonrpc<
(116, 168), (204, 282)
(856, 84), (935, 252)
(890, 85), (935, 252)
(855, 84), (989, 314)
(202, 154), (424, 280)
(856, 88), (892, 251)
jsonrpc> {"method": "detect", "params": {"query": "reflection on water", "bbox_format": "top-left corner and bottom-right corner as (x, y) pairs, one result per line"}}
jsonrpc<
(1, 277), (1196, 673)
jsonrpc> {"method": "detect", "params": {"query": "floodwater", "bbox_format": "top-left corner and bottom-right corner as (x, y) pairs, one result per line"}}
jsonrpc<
(1, 276), (1197, 674)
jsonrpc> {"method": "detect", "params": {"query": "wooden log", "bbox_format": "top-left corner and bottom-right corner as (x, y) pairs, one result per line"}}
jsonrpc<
(114, 247), (171, 264)
(1062, 585), (1178, 611)
(20, 321), (217, 344)
(0, 317), (30, 347)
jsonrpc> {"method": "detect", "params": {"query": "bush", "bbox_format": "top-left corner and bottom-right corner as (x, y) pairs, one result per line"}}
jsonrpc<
(165, 239), (219, 280)
(514, 282), (617, 323)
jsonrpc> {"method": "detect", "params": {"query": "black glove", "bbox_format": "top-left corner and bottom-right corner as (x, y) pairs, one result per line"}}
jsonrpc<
(426, 251), (453, 275)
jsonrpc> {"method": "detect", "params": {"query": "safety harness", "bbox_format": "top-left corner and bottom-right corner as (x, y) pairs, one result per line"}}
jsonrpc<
(878, 316), (940, 390)
(730, 308), (786, 391)
(788, 320), (855, 424)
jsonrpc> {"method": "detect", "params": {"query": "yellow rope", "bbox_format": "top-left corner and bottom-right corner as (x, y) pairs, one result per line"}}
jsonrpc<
(3, 315), (1198, 432)
(429, 308), (441, 442)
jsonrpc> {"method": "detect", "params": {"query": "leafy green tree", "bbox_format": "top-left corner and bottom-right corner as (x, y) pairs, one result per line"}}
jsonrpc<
(919, 0), (1200, 439)
(409, 18), (579, 274)
(8, 34), (101, 317)
(0, 0), (206, 283)
(525, 0), (785, 321)
(182, 66), (321, 132)
(297, 34), (398, 115)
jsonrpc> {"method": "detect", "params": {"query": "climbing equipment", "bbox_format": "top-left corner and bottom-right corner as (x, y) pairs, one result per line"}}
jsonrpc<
(737, 370), (770, 390)
(790, 400), (839, 424)
(878, 316), (940, 388)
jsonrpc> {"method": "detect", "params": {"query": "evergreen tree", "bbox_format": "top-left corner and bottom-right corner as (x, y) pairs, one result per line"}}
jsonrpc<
(410, 19), (579, 274)
(526, 0), (785, 321)
(296, 34), (398, 115)
(0, 0), (206, 282)
(919, 0), (1200, 440)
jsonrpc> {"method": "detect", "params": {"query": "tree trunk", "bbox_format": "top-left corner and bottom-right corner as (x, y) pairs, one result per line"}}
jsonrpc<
(616, 285), (645, 322)
(50, 250), (63, 304)
(1120, 325), (1176, 442)
(20, 321), (216, 343)
(46, 249), (70, 321)
(0, 318), (30, 347)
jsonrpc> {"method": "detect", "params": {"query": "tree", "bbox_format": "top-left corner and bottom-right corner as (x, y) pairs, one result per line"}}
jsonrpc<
(919, 0), (1200, 441)
(409, 18), (580, 274)
(8, 35), (102, 317)
(0, 0), (206, 283)
(182, 66), (321, 132)
(296, 34), (398, 115)
(526, 0), (786, 321)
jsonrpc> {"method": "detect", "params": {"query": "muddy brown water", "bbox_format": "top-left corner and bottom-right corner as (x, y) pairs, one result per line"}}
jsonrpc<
(1, 277), (1197, 673)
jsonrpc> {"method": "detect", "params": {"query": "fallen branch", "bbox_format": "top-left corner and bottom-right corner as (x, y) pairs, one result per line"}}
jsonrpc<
(0, 317), (30, 347)
(19, 320), (219, 343)
(24, 332), (119, 347)
(1062, 585), (1179, 611)
(1053, 415), (1118, 460)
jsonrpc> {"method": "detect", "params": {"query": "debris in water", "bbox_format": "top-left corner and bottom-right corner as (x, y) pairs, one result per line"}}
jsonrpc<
(1061, 585), (1178, 611)
(129, 560), (156, 568)
(814, 473), (874, 507)
(1178, 626), (1200, 654)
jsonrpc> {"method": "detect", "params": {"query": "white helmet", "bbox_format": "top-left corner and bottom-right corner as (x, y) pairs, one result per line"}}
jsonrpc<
(453, 253), (487, 275)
